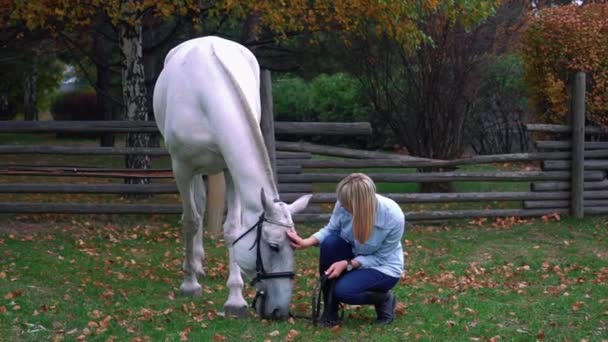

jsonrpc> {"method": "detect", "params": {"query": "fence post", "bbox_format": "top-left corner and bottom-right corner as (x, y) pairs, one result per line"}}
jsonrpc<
(571, 71), (586, 218)
(206, 172), (225, 237)
(260, 69), (277, 181)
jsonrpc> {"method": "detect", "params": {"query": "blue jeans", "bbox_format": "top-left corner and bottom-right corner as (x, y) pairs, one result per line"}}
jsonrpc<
(320, 234), (399, 305)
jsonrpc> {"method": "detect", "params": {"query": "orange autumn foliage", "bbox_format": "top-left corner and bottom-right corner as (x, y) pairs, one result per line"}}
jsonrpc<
(522, 3), (608, 129)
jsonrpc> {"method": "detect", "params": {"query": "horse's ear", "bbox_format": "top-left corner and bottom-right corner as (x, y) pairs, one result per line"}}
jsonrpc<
(288, 194), (312, 214)
(260, 187), (270, 212)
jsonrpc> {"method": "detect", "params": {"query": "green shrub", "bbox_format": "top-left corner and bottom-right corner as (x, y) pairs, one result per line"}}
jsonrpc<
(273, 73), (370, 122)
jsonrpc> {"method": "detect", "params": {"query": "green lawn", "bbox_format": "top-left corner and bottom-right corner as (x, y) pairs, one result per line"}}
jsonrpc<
(1, 215), (606, 341)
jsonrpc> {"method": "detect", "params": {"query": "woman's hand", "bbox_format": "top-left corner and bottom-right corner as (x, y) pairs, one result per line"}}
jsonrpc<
(286, 229), (317, 250)
(325, 260), (348, 279)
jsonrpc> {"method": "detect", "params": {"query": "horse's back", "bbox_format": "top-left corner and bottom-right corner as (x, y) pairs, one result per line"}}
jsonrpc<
(153, 36), (261, 171)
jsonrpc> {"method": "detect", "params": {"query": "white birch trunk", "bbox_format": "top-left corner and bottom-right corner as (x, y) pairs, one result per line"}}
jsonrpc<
(119, 3), (150, 185)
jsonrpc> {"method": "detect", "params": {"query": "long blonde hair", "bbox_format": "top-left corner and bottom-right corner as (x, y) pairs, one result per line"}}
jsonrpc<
(336, 173), (377, 243)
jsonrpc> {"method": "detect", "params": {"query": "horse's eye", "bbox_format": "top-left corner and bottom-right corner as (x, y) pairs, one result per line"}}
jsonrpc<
(268, 243), (279, 252)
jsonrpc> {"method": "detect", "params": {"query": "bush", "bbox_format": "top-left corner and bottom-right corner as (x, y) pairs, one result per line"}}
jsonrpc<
(273, 73), (370, 122)
(272, 73), (373, 148)
(50, 90), (102, 121)
(522, 3), (608, 129)
(468, 55), (532, 154)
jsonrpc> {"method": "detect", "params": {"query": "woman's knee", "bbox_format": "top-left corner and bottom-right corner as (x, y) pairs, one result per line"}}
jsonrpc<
(334, 279), (362, 304)
(320, 234), (345, 251)
(319, 234), (352, 267)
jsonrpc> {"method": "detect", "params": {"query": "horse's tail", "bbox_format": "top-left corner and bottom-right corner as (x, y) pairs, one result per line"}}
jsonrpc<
(210, 42), (278, 195)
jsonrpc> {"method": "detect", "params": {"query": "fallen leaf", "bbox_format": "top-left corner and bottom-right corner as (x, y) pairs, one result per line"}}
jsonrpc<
(213, 333), (226, 341)
(537, 330), (545, 340)
(4, 290), (23, 300)
(330, 325), (342, 334)
(489, 336), (500, 342)
(572, 301), (584, 311)
(268, 330), (280, 337)
(286, 329), (299, 341)
(395, 302), (407, 316)
(180, 327), (192, 341)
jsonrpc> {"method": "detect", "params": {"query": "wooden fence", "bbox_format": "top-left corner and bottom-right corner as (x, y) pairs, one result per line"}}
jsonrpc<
(1, 71), (606, 222)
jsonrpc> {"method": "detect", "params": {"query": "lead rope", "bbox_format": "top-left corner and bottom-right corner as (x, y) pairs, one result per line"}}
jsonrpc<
(290, 274), (344, 326)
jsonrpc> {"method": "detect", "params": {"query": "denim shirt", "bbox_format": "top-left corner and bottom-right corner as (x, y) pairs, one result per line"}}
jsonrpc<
(312, 194), (405, 278)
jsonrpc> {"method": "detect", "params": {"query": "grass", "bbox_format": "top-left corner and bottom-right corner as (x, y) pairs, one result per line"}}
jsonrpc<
(1, 214), (607, 341)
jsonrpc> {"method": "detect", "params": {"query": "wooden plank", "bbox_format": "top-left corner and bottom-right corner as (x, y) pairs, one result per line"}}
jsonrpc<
(3, 169), (605, 182)
(276, 141), (435, 161)
(0, 182), (317, 196)
(277, 165), (302, 174)
(0, 183), (178, 193)
(0, 203), (574, 221)
(524, 200), (608, 209)
(0, 165), (298, 177)
(0, 120), (373, 136)
(0, 120), (161, 133)
(526, 124), (603, 134)
(278, 171), (606, 183)
(275, 122), (372, 136)
(280, 191), (576, 203)
(523, 200), (569, 209)
(276, 151), (312, 159)
(0, 202), (181, 214)
(294, 152), (567, 168)
(585, 207), (608, 215)
(0, 169), (174, 178)
(277, 183), (314, 193)
(0, 145), (169, 155)
(531, 180), (608, 191)
(536, 141), (608, 150)
(0, 165), (172, 173)
(571, 71), (586, 218)
(543, 160), (608, 171)
(293, 208), (571, 222)
(276, 159), (309, 166)
(584, 149), (608, 158)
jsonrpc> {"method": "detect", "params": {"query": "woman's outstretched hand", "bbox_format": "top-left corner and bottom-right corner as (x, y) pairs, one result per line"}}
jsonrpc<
(286, 229), (317, 250)
(325, 260), (348, 279)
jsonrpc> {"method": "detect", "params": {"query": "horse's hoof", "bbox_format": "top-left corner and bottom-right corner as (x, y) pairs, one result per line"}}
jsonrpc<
(179, 283), (202, 297)
(224, 304), (249, 318)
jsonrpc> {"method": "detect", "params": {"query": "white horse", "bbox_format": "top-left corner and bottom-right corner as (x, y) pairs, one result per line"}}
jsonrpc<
(153, 36), (311, 319)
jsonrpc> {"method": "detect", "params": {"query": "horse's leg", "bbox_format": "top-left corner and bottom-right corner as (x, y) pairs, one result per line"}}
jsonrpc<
(191, 174), (206, 277)
(173, 160), (203, 296)
(222, 172), (249, 318)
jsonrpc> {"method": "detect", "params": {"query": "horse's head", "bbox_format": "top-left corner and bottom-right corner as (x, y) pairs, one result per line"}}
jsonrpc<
(234, 189), (311, 320)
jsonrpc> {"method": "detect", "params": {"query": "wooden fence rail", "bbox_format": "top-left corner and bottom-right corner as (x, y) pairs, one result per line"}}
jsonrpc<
(1, 71), (606, 222)
(0, 120), (372, 136)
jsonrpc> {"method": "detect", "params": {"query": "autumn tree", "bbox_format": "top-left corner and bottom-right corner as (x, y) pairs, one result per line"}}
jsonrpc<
(522, 3), (608, 129)
(4, 0), (202, 184)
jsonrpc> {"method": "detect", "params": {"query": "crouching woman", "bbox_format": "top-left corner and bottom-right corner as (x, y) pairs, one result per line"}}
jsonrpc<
(287, 173), (405, 326)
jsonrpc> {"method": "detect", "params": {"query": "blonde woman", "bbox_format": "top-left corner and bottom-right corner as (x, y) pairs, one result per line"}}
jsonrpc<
(287, 173), (405, 326)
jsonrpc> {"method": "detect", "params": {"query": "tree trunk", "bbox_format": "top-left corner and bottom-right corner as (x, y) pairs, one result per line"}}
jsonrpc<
(94, 13), (118, 147)
(0, 85), (11, 120)
(23, 64), (38, 121)
(119, 13), (150, 187)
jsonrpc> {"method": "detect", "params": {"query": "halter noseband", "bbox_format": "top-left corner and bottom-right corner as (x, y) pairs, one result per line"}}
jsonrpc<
(232, 213), (295, 313)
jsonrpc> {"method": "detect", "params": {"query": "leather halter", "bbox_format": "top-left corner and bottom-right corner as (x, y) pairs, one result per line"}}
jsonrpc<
(232, 214), (295, 313)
